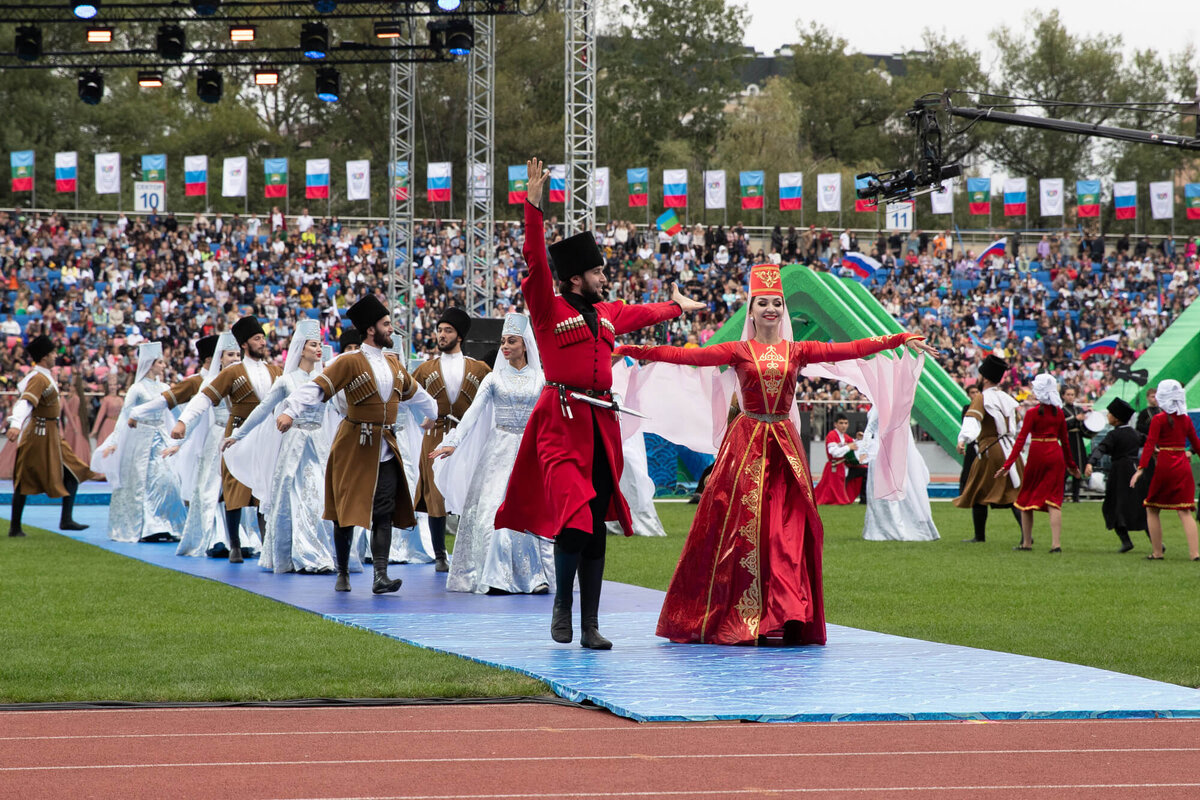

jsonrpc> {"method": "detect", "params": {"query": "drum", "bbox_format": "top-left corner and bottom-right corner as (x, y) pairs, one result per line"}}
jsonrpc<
(1083, 410), (1107, 433)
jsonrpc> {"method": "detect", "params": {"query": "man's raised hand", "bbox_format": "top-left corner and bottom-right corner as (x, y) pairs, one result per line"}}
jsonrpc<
(671, 283), (707, 313)
(525, 157), (549, 209)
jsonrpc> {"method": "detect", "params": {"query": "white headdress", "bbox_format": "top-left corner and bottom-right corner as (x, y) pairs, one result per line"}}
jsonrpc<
(322, 344), (333, 364)
(1157, 379), (1187, 416)
(204, 332), (238, 381)
(134, 341), (163, 384)
(1031, 373), (1062, 408)
(284, 319), (322, 374)
(496, 312), (541, 374)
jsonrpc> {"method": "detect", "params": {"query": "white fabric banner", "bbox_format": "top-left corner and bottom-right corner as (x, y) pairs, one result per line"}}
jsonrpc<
(470, 162), (490, 202)
(345, 159), (370, 201)
(55, 151), (77, 171)
(930, 178), (954, 215)
(222, 156), (248, 197)
(1148, 180), (1174, 220)
(592, 166), (610, 207)
(94, 152), (120, 195)
(703, 169), (726, 209)
(1039, 178), (1064, 216)
(816, 173), (841, 213)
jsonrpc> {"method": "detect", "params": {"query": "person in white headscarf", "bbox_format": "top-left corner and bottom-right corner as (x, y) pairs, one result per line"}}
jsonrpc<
(158, 332), (262, 559)
(995, 373), (1080, 553)
(1131, 379), (1200, 560)
(223, 320), (338, 574)
(94, 341), (188, 543)
(430, 313), (554, 594)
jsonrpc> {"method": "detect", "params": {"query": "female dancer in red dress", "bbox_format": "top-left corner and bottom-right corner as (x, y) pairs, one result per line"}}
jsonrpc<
(615, 264), (935, 646)
(996, 374), (1080, 553)
(1131, 379), (1200, 560)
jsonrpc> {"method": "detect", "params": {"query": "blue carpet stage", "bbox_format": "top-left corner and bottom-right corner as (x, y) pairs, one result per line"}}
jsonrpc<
(6, 490), (1200, 722)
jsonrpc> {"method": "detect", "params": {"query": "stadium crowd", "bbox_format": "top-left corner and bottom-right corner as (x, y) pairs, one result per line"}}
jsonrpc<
(1, 206), (1197, 427)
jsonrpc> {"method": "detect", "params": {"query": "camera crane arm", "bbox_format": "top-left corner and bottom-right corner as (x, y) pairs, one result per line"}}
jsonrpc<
(945, 105), (1200, 151)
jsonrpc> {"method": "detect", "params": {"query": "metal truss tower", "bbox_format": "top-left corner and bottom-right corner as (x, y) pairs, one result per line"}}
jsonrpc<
(464, 4), (496, 318)
(388, 28), (417, 353)
(563, 0), (596, 236)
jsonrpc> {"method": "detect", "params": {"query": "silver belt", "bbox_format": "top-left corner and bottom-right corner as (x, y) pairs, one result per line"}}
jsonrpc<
(744, 411), (788, 423)
(496, 423), (525, 434)
(292, 420), (323, 431)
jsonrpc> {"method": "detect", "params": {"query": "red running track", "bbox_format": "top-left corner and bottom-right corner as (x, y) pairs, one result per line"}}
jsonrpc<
(2, 704), (1200, 799)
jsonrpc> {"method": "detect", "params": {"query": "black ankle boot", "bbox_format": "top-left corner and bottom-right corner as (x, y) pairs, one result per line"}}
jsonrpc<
(332, 526), (353, 592)
(551, 547), (581, 643)
(225, 508), (243, 563)
(577, 555), (612, 650)
(370, 523), (401, 594)
(429, 516), (449, 572)
(1116, 529), (1134, 553)
(59, 491), (88, 531)
(8, 491), (26, 537)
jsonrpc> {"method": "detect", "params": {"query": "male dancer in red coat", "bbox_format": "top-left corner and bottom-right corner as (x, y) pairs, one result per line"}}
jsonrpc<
(496, 157), (706, 649)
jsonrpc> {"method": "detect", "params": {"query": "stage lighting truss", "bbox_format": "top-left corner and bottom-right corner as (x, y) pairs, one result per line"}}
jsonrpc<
(4, 2), (527, 24)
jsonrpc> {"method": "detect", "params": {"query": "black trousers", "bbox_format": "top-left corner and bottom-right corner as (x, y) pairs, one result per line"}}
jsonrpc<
(556, 417), (614, 558)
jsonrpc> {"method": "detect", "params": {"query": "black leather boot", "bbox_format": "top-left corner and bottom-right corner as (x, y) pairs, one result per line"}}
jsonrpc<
(59, 490), (88, 531)
(224, 508), (243, 563)
(8, 491), (26, 537)
(429, 516), (449, 572)
(332, 525), (353, 591)
(1116, 528), (1134, 553)
(577, 556), (612, 650)
(551, 546), (580, 643)
(370, 522), (401, 594)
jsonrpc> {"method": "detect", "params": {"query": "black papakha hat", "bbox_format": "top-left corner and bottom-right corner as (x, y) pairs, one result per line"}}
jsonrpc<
(438, 307), (471, 341)
(978, 354), (1008, 384)
(547, 231), (604, 281)
(232, 316), (265, 346)
(347, 294), (388, 335)
(338, 327), (362, 350)
(28, 335), (55, 363)
(1108, 397), (1135, 425)
(195, 334), (219, 364)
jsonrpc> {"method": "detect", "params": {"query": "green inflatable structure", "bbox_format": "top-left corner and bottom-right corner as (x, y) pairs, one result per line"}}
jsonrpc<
(1094, 299), (1200, 414)
(705, 266), (968, 461)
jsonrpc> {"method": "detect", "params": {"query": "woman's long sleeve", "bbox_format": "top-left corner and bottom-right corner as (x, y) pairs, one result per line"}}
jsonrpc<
(230, 379), (289, 441)
(1138, 415), (1162, 470)
(614, 341), (739, 367)
(796, 332), (921, 364)
(441, 374), (495, 450)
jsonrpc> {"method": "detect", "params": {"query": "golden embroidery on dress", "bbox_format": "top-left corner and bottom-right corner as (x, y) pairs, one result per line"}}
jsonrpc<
(734, 548), (762, 638)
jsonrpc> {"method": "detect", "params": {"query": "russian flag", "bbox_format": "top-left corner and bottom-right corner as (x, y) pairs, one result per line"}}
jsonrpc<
(548, 164), (567, 203)
(779, 172), (802, 210)
(54, 151), (77, 193)
(1080, 334), (1120, 358)
(1003, 178), (1027, 216)
(184, 155), (208, 197)
(975, 238), (1006, 265)
(853, 176), (876, 212)
(305, 158), (330, 200)
(427, 161), (451, 203)
(841, 251), (879, 280)
(1113, 180), (1136, 220)
(627, 167), (648, 207)
(663, 169), (687, 207)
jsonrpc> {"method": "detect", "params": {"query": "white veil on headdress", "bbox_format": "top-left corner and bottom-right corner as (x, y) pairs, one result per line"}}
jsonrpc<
(1157, 379), (1187, 416)
(433, 312), (543, 514)
(284, 319), (322, 374)
(170, 331), (239, 497)
(1031, 373), (1063, 408)
(134, 341), (163, 384)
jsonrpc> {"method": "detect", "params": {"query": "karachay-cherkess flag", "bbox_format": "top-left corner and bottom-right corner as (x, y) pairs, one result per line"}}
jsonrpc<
(1076, 179), (1101, 218)
(264, 157), (288, 198)
(507, 164), (528, 205)
(10, 150), (33, 192)
(627, 167), (648, 207)
(740, 170), (764, 209)
(967, 177), (991, 215)
(1187, 183), (1200, 220)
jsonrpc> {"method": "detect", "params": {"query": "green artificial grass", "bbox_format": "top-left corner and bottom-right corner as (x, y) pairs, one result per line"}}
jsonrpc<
(606, 501), (1200, 689)
(0, 530), (548, 703)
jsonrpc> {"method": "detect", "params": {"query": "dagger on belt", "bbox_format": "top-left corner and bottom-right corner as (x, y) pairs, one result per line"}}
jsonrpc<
(569, 392), (649, 419)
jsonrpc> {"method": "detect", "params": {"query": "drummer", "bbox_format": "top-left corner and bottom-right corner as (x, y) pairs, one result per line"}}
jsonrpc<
(1062, 385), (1094, 502)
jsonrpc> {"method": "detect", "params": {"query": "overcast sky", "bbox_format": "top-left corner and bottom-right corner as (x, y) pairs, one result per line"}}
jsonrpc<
(743, 1), (1197, 76)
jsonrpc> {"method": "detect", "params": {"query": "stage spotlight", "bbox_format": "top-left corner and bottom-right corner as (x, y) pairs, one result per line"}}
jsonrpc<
(445, 19), (474, 55)
(197, 69), (222, 103)
(78, 69), (103, 104)
(156, 23), (185, 59)
(86, 27), (113, 43)
(316, 67), (340, 102)
(374, 21), (402, 39)
(300, 22), (329, 59)
(433, 0), (462, 10)
(15, 26), (42, 62)
(254, 68), (279, 86)
(190, 0), (219, 15)
(313, 0), (337, 11)
(71, 2), (99, 20)
(229, 25), (256, 43)
(138, 70), (164, 88)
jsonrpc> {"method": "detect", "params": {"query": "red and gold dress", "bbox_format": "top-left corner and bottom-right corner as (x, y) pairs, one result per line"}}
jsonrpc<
(1000, 404), (1076, 512)
(813, 429), (861, 505)
(616, 331), (919, 646)
(1138, 412), (1200, 511)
